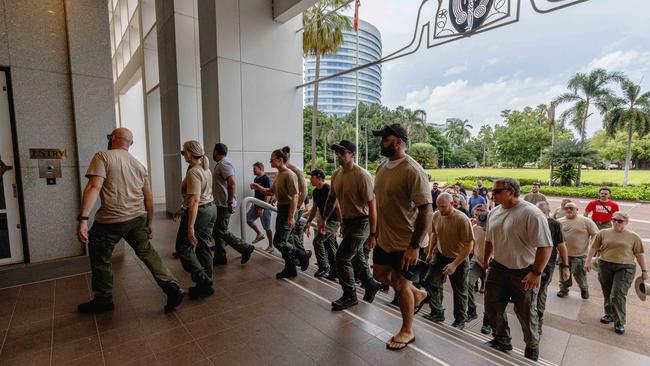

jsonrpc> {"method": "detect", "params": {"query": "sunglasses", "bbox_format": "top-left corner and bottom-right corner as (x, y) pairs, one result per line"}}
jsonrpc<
(612, 219), (625, 224)
(491, 188), (509, 194)
(106, 134), (113, 140)
(180, 150), (185, 156)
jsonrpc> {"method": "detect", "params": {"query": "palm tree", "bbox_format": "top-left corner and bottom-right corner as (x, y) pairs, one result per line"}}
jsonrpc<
(303, 0), (351, 169)
(396, 107), (428, 147)
(553, 68), (625, 185)
(444, 118), (473, 147)
(600, 78), (650, 185)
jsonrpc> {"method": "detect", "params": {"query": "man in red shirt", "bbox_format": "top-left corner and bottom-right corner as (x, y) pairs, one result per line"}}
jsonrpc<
(584, 187), (619, 229)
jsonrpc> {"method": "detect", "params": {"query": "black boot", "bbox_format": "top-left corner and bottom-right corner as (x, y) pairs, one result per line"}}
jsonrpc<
(162, 283), (185, 313)
(331, 291), (358, 311)
(78, 299), (115, 314)
(241, 245), (254, 264)
(362, 279), (381, 303)
(276, 253), (298, 279)
(188, 282), (214, 300)
(298, 249), (312, 271)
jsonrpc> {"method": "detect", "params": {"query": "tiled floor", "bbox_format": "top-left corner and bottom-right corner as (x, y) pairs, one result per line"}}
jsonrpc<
(1, 210), (650, 365)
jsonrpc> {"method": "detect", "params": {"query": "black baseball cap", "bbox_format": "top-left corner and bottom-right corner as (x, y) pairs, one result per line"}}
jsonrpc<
(309, 169), (326, 179)
(372, 123), (409, 142)
(330, 139), (357, 153)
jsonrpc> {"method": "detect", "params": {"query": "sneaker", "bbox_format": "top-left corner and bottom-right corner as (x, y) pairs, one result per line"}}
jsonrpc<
(581, 289), (590, 299)
(600, 314), (614, 324)
(162, 284), (185, 313)
(557, 290), (568, 298)
(524, 347), (539, 361)
(466, 311), (478, 322)
(331, 293), (358, 311)
(423, 313), (445, 323)
(362, 279), (381, 303)
(241, 246), (254, 264)
(480, 324), (492, 335)
(314, 269), (329, 278)
(451, 320), (465, 330)
(252, 234), (265, 244)
(485, 339), (512, 352)
(299, 250), (312, 271)
(275, 267), (297, 279)
(78, 300), (115, 314)
(614, 322), (625, 334)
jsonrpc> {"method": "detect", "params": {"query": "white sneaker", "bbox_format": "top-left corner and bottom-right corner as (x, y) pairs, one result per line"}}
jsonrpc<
(252, 234), (265, 244)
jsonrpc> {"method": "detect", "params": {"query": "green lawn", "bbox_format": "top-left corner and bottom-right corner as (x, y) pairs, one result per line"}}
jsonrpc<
(425, 168), (650, 186)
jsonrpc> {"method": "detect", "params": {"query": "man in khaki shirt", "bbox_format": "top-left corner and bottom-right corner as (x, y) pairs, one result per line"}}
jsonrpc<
(76, 128), (183, 314)
(422, 193), (474, 329)
(523, 182), (547, 205)
(370, 124), (433, 351)
(558, 202), (599, 299)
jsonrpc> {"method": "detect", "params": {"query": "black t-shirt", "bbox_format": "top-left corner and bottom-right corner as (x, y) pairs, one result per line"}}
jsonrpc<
(313, 183), (339, 222)
(254, 174), (272, 204)
(477, 186), (489, 199)
(545, 217), (564, 271)
(458, 206), (470, 218)
(431, 189), (440, 211)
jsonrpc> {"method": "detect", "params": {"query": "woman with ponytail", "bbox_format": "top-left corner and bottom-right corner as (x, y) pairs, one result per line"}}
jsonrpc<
(173, 140), (217, 298)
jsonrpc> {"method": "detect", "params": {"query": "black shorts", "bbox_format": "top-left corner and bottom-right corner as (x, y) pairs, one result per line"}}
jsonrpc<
(372, 245), (405, 268)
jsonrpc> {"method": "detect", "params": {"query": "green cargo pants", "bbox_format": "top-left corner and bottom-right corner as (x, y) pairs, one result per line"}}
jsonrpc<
(423, 249), (469, 322)
(275, 204), (297, 268)
(212, 205), (253, 262)
(176, 203), (217, 285)
(537, 262), (555, 329)
(485, 261), (539, 349)
(88, 215), (178, 303)
(598, 259), (636, 325)
(336, 217), (372, 294)
(313, 219), (339, 272)
(467, 261), (486, 315)
(559, 255), (588, 292)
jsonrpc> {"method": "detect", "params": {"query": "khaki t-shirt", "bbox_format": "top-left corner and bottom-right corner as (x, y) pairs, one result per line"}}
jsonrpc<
(374, 155), (432, 252)
(472, 225), (489, 268)
(271, 169), (298, 205)
(330, 164), (374, 219)
(523, 192), (547, 205)
(559, 215), (599, 256)
(486, 200), (553, 269)
(591, 229), (644, 265)
(431, 209), (474, 258)
(287, 164), (306, 197)
(182, 166), (213, 207)
(86, 150), (148, 224)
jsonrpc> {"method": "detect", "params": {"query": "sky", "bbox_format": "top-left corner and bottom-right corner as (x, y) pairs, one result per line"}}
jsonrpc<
(339, 0), (650, 138)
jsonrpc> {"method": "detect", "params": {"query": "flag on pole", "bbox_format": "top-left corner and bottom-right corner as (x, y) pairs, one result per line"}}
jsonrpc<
(353, 0), (360, 32)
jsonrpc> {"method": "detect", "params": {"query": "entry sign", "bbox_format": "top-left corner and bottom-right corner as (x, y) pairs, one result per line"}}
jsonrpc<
(29, 148), (67, 160)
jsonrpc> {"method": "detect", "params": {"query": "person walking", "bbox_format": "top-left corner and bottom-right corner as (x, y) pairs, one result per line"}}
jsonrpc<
(321, 140), (382, 310)
(535, 201), (570, 335)
(476, 179), (489, 201)
(585, 212), (648, 334)
(431, 182), (441, 211)
(246, 162), (274, 252)
(523, 182), (547, 205)
(251, 149), (311, 278)
(173, 141), (218, 299)
(305, 168), (340, 279)
(483, 178), (553, 361)
(422, 193), (474, 330)
(281, 146), (309, 257)
(468, 188), (487, 214)
(76, 128), (184, 314)
(557, 202), (599, 299)
(370, 124), (433, 351)
(584, 187), (620, 230)
(466, 212), (492, 335)
(552, 198), (573, 220)
(211, 143), (255, 266)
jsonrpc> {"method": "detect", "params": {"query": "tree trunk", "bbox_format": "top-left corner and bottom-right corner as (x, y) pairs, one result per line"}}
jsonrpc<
(576, 101), (589, 186)
(310, 43), (321, 170)
(624, 125), (633, 186)
(549, 125), (555, 186)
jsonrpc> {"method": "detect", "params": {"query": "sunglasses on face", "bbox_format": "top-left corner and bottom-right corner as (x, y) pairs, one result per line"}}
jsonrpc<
(106, 134), (113, 140)
(180, 150), (185, 156)
(612, 219), (625, 224)
(491, 188), (509, 194)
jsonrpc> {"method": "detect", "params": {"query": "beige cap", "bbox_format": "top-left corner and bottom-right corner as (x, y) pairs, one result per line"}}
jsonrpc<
(564, 202), (578, 209)
(635, 276), (649, 301)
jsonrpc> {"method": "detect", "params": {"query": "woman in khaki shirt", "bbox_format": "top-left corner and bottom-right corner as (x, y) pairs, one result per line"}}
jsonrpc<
(585, 212), (648, 335)
(173, 140), (217, 299)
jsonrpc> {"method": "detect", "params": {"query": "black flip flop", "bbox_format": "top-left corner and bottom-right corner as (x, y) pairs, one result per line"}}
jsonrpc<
(414, 295), (429, 315)
(386, 336), (416, 351)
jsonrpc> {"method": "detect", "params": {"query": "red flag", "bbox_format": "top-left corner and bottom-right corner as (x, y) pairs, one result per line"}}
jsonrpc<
(353, 0), (360, 32)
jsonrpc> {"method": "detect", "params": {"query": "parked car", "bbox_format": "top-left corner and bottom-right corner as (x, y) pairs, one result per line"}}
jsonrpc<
(608, 162), (622, 170)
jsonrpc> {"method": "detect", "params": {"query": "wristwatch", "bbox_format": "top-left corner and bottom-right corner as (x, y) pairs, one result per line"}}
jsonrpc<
(77, 215), (89, 222)
(531, 269), (542, 276)
(370, 232), (377, 238)
(409, 239), (420, 249)
(561, 264), (570, 269)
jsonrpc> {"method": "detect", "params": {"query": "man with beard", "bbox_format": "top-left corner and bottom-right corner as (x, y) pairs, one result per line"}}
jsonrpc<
(371, 124), (433, 351)
(77, 128), (184, 313)
(322, 140), (382, 310)
(431, 182), (441, 211)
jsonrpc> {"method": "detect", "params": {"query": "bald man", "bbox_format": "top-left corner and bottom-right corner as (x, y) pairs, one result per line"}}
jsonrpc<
(77, 128), (184, 314)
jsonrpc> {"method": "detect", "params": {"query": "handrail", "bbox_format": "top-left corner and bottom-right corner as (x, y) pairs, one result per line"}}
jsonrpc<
(239, 196), (314, 243)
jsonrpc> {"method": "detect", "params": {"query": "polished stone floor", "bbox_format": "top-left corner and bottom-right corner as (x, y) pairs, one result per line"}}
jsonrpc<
(1, 208), (649, 366)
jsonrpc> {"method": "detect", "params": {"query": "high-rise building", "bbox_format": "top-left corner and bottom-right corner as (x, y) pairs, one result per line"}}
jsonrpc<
(303, 18), (382, 117)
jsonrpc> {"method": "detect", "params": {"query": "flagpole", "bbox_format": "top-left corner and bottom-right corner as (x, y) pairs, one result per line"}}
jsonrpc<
(354, 21), (360, 164)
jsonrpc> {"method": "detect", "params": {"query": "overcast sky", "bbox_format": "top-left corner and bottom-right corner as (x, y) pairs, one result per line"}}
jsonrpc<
(340, 0), (650, 137)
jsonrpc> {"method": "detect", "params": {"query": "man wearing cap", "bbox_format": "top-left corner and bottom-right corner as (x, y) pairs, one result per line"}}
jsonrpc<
(584, 187), (619, 230)
(211, 143), (255, 266)
(469, 188), (487, 215)
(322, 140), (382, 310)
(423, 193), (473, 330)
(483, 178), (552, 361)
(467, 212), (492, 335)
(371, 124), (433, 351)
(557, 202), (599, 299)
(305, 169), (340, 279)
(77, 128), (184, 314)
(523, 182), (547, 205)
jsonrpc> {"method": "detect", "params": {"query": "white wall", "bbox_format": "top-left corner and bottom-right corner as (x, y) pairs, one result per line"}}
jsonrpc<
(119, 71), (148, 167)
